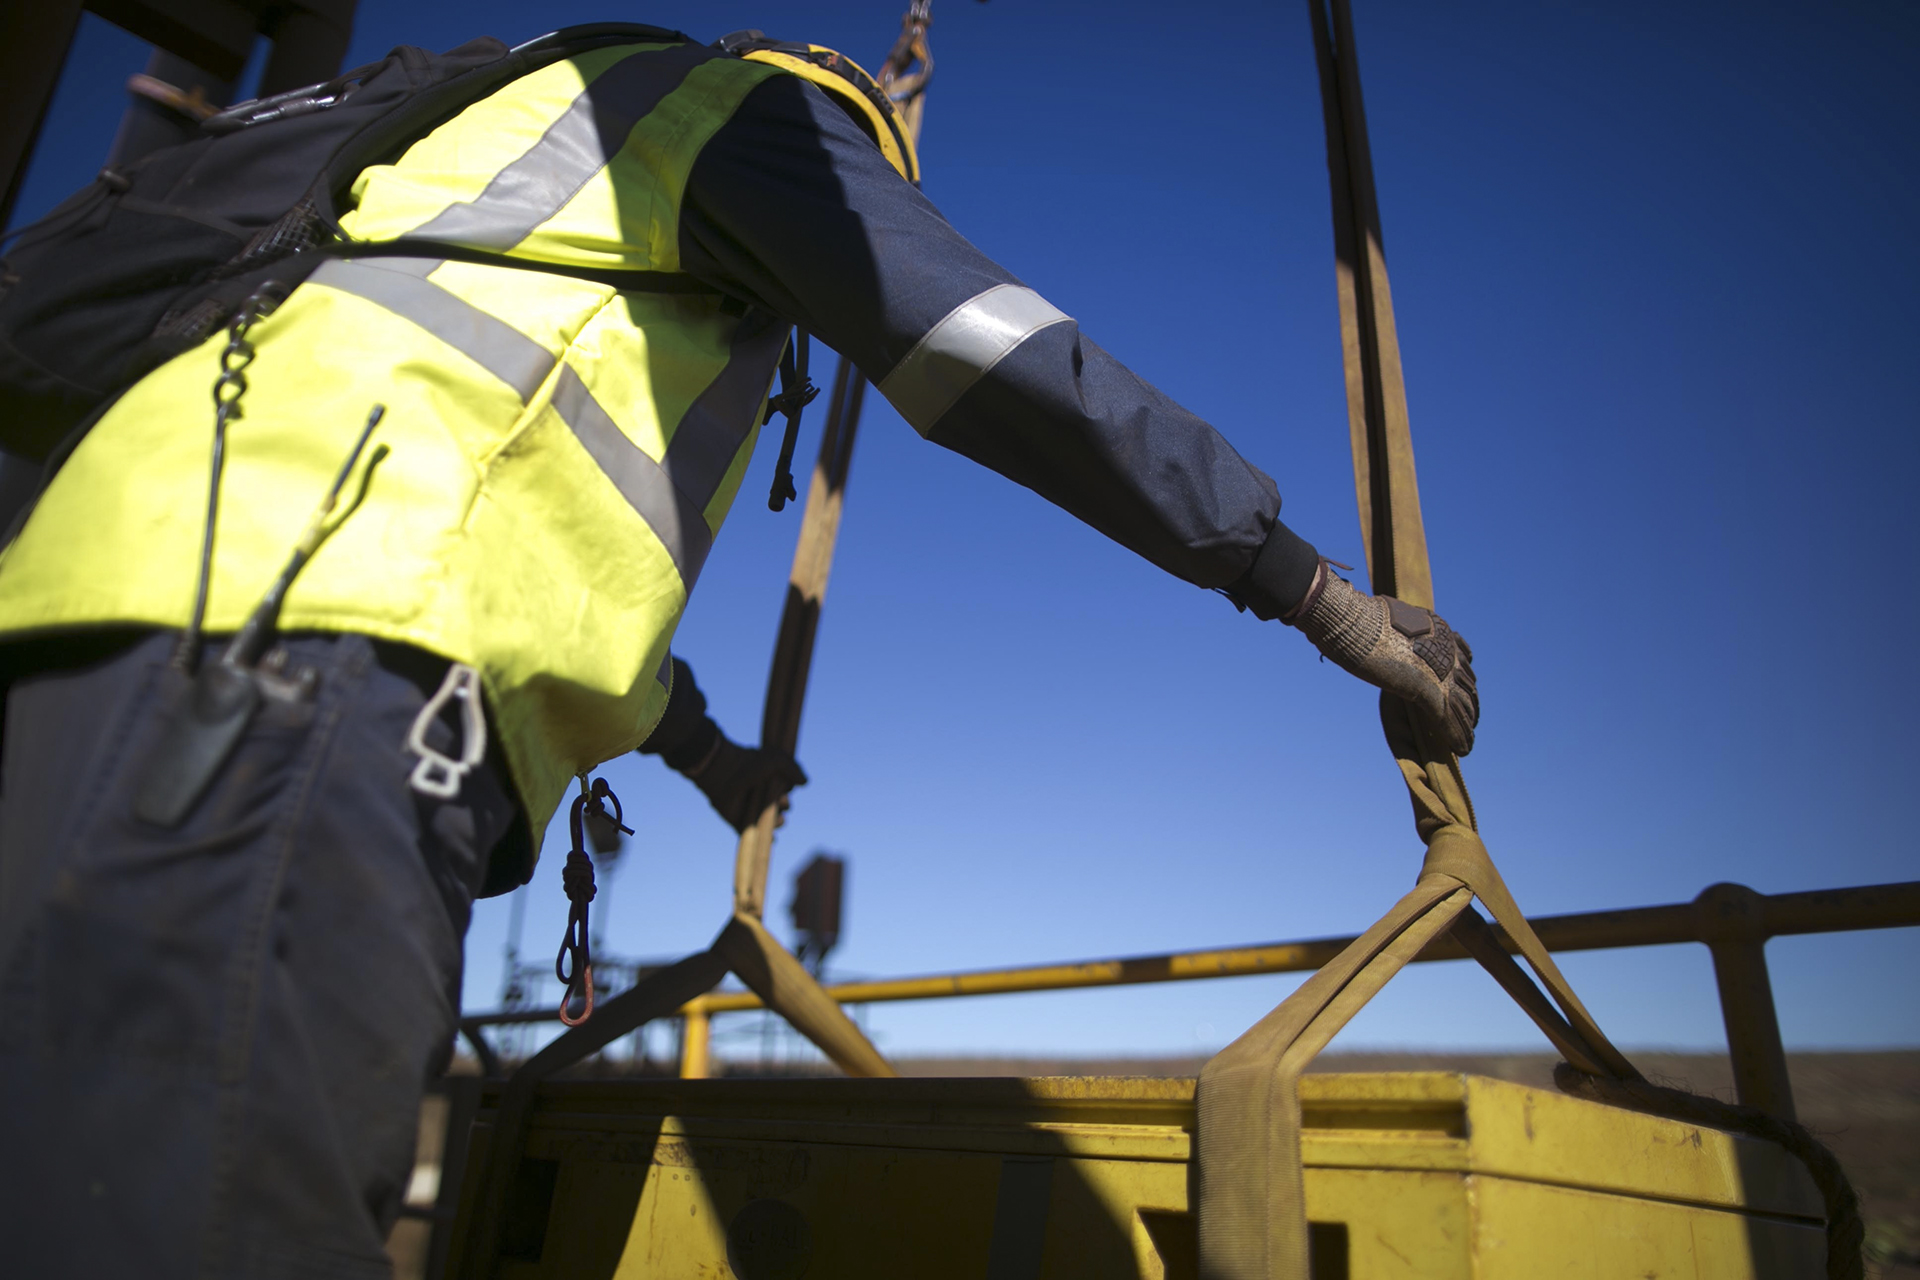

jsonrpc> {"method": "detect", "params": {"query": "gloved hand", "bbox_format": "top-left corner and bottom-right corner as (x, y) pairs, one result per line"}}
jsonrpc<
(1286, 560), (1480, 756)
(682, 732), (809, 833)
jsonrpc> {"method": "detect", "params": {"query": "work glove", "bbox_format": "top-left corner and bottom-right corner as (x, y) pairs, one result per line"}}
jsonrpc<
(1286, 560), (1480, 756)
(680, 731), (809, 833)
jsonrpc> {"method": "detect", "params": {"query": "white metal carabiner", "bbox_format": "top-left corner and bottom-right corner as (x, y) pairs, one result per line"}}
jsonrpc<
(406, 662), (487, 799)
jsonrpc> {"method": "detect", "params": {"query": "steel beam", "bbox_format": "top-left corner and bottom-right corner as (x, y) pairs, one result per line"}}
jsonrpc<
(7, 0), (360, 229)
(258, 1), (358, 96)
(1, 0), (89, 231)
(1694, 882), (1797, 1121)
(87, 0), (257, 81)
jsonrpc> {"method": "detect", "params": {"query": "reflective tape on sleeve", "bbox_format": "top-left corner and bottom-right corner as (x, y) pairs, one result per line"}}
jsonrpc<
(552, 364), (714, 586)
(307, 258), (556, 400)
(878, 284), (1072, 436)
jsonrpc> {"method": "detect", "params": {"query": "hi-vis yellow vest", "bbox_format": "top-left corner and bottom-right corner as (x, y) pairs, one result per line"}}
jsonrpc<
(0, 42), (789, 836)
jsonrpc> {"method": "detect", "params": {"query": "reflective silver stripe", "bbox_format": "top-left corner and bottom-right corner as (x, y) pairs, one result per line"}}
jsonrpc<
(552, 365), (714, 585)
(662, 314), (790, 508)
(402, 45), (708, 250)
(878, 284), (1072, 436)
(311, 256), (779, 587)
(308, 258), (555, 400)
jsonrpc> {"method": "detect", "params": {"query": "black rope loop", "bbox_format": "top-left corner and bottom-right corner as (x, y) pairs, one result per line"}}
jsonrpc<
(588, 775), (632, 838)
(553, 775), (631, 1026)
(554, 845), (595, 1025)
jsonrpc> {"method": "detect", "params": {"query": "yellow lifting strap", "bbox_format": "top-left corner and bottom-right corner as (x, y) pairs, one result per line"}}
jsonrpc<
(1195, 6), (1865, 1278)
(1190, 3), (1809, 1278)
(719, 1), (937, 1076)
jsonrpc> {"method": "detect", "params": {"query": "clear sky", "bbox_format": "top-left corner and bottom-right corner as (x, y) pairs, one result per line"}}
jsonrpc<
(15, 0), (1918, 1061)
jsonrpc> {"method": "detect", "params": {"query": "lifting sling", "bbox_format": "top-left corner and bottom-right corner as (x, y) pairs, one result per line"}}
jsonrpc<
(1193, 5), (1863, 1279)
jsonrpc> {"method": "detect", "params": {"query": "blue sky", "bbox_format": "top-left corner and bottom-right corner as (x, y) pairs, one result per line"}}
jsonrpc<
(16, 0), (1918, 1059)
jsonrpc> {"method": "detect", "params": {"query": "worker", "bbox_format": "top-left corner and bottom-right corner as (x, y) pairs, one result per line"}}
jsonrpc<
(0, 27), (1476, 1279)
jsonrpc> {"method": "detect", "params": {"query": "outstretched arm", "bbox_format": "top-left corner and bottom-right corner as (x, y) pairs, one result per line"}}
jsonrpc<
(678, 73), (1476, 753)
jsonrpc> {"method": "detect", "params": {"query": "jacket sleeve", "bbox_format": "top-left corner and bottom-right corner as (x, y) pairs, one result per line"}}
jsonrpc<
(676, 73), (1318, 618)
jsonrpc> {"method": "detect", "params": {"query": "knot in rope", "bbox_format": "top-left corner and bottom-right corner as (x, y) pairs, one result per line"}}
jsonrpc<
(560, 849), (597, 905)
(553, 775), (627, 1027)
(554, 846), (596, 1028)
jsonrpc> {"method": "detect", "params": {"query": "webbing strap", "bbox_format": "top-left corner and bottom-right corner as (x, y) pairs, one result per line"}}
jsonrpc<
(450, 909), (894, 1278)
(453, 944), (731, 1278)
(1193, 4), (1643, 1276)
(1195, 703), (1641, 1279)
(1382, 697), (1637, 1083)
(715, 912), (896, 1077)
(731, 40), (933, 923)
(732, 357), (865, 919)
(1196, 874), (1474, 1278)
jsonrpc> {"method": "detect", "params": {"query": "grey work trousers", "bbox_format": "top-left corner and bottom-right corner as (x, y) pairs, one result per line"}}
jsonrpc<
(0, 630), (515, 1279)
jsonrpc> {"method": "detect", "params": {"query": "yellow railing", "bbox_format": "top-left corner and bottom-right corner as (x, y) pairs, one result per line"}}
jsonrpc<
(461, 878), (1920, 1116)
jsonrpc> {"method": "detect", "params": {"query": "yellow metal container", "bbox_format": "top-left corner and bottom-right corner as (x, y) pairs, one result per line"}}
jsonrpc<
(447, 1072), (1825, 1279)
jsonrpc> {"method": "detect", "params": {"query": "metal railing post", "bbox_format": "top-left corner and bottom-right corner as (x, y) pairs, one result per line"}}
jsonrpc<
(679, 1004), (712, 1079)
(422, 1075), (482, 1280)
(1693, 882), (1796, 1123)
